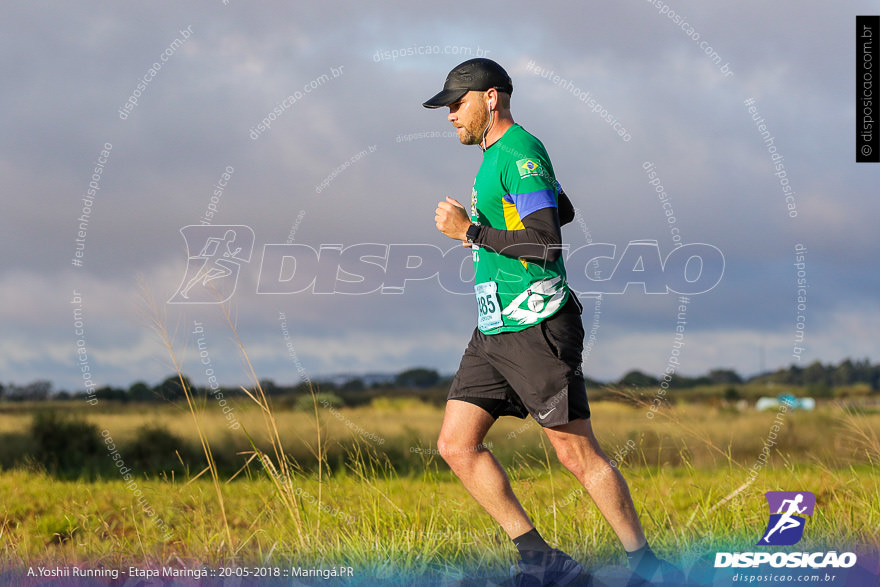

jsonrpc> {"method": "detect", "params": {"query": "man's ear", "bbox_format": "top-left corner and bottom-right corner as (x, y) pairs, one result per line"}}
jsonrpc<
(486, 88), (497, 110)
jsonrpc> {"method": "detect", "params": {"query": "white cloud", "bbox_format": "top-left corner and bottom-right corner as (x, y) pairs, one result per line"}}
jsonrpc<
(1, 1), (877, 389)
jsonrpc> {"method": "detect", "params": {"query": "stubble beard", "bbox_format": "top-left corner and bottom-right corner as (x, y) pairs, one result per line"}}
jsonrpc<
(456, 104), (489, 146)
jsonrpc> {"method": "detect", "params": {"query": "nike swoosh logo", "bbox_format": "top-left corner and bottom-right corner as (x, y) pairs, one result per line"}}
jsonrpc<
(537, 407), (557, 420)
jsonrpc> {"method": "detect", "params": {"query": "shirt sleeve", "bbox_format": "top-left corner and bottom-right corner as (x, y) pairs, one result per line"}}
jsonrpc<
(557, 186), (575, 226)
(476, 140), (565, 262)
(500, 154), (559, 227)
(473, 206), (563, 263)
(503, 188), (557, 220)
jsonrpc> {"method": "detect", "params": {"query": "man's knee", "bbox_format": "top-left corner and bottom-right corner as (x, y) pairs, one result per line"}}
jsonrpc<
(552, 434), (606, 478)
(436, 433), (462, 465)
(553, 441), (584, 475)
(437, 435), (483, 468)
(436, 435), (455, 464)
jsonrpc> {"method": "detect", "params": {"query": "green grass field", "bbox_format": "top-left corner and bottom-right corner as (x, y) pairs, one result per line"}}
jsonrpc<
(1, 397), (878, 583)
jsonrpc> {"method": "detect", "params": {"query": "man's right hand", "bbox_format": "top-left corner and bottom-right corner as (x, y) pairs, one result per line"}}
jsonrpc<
(435, 197), (472, 245)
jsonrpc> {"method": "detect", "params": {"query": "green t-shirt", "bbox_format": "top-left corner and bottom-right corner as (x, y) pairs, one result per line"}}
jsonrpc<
(470, 124), (570, 334)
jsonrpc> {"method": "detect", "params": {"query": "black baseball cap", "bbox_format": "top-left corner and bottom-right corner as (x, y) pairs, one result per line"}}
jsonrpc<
(422, 58), (513, 109)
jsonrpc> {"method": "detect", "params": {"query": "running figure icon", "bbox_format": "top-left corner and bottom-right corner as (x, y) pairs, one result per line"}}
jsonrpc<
(762, 493), (806, 544)
(168, 225), (255, 305)
(180, 229), (243, 299)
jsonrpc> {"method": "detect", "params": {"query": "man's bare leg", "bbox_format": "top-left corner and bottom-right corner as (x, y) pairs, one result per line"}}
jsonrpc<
(437, 399), (533, 538)
(542, 417), (646, 551)
(542, 417), (685, 582)
(438, 401), (587, 584)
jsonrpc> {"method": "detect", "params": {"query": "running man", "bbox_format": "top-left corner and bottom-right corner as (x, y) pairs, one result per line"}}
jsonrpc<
(424, 58), (680, 585)
(762, 493), (807, 544)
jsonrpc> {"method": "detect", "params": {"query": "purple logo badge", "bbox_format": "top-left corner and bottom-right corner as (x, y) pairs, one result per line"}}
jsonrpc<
(759, 491), (816, 546)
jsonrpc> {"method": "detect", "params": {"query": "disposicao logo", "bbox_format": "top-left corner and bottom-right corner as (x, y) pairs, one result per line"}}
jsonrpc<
(714, 490), (859, 570)
(759, 490), (815, 546)
(168, 225), (255, 304)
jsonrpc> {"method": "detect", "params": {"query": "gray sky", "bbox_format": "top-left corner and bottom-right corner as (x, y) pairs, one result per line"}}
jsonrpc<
(2, 1), (878, 391)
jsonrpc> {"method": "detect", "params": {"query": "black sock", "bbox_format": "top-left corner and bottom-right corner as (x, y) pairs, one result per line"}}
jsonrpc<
(626, 542), (659, 575)
(513, 528), (553, 563)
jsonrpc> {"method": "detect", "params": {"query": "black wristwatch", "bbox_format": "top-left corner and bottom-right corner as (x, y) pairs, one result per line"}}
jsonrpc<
(466, 224), (481, 244)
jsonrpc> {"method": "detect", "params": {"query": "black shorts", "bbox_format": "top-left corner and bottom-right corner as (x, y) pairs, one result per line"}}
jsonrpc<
(448, 294), (590, 428)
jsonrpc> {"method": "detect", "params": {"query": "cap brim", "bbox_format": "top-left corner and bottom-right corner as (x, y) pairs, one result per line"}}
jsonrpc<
(422, 88), (468, 109)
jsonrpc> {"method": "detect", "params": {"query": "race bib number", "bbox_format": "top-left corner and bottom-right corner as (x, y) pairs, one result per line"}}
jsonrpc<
(475, 281), (503, 330)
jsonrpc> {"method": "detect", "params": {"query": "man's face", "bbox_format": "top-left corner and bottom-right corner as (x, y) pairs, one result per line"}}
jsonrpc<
(447, 91), (489, 146)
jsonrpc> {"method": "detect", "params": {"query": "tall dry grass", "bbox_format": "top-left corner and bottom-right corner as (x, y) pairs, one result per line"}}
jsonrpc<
(140, 283), (233, 550)
(1, 282), (875, 578)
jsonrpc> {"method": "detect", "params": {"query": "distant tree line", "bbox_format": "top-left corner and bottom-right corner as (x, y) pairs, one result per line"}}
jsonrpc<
(0, 368), (452, 405)
(751, 358), (879, 389)
(2, 359), (877, 405)
(615, 358), (879, 398)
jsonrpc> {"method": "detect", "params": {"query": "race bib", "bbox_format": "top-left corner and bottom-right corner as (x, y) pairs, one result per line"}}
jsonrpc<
(475, 281), (503, 331)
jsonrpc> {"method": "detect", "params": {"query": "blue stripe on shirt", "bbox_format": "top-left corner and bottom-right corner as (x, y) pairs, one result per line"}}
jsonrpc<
(503, 188), (557, 220)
